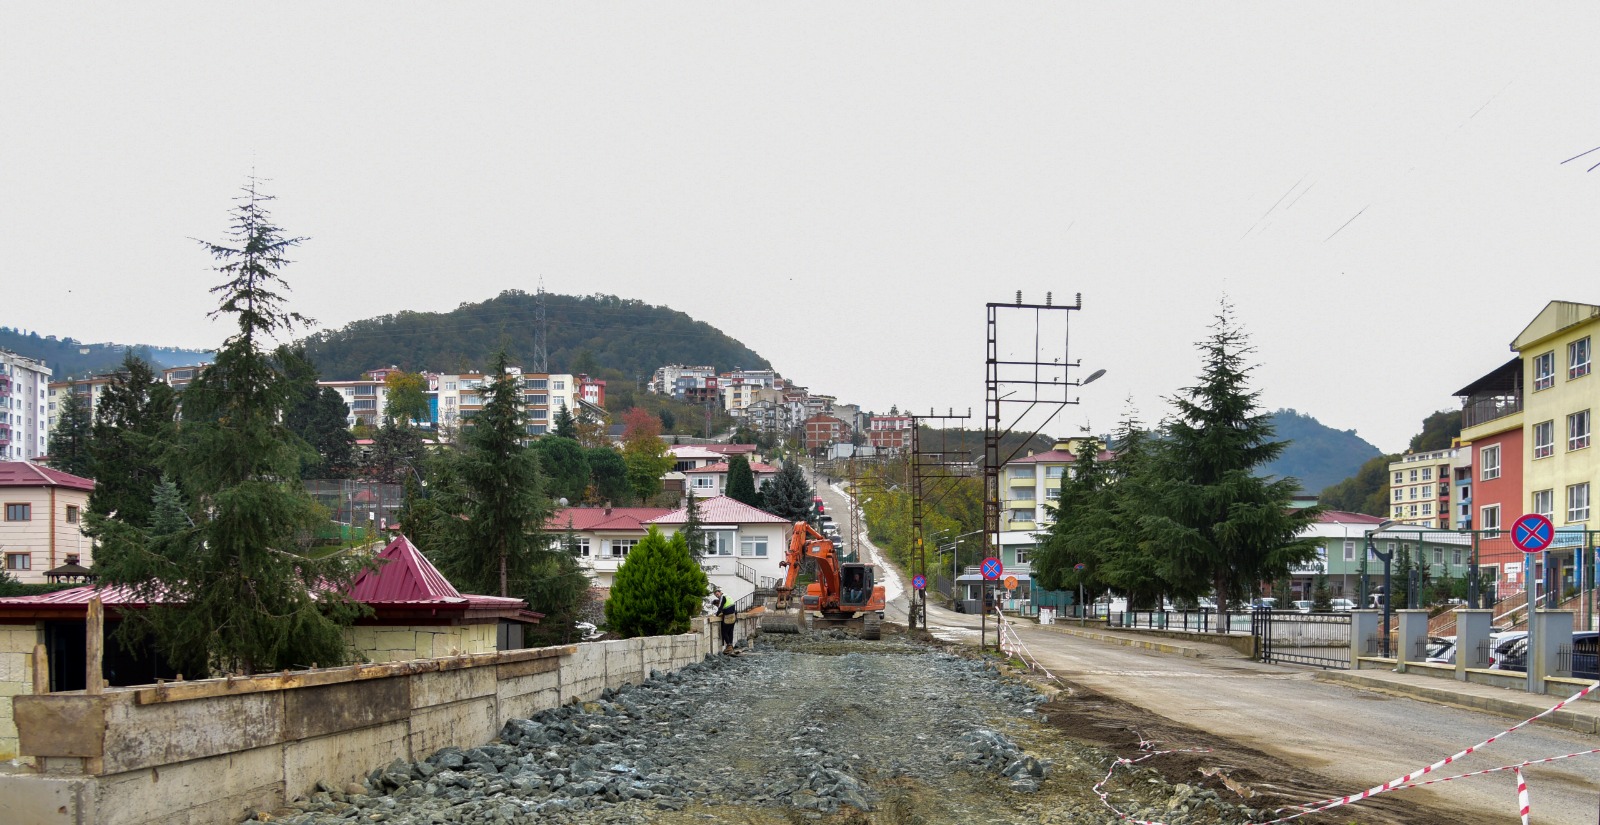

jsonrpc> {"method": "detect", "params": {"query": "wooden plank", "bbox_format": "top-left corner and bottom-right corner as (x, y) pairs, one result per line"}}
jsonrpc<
(15, 695), (107, 758)
(32, 643), (49, 694)
(497, 655), (562, 680)
(85, 597), (103, 695)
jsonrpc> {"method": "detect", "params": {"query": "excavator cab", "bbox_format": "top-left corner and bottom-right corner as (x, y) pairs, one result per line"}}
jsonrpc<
(840, 563), (874, 610)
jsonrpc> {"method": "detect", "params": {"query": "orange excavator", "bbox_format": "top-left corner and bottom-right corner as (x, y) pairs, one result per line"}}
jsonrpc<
(761, 521), (887, 640)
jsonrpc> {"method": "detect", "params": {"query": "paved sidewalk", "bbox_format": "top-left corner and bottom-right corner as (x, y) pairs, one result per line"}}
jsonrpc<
(1315, 667), (1600, 734)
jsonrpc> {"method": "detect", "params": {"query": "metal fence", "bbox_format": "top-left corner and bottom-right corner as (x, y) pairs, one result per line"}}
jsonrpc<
(1103, 609), (1254, 635)
(1253, 609), (1352, 670)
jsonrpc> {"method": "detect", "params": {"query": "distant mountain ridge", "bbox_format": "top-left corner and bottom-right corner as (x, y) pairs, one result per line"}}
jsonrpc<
(300, 291), (771, 380)
(0, 327), (211, 379)
(1262, 408), (1382, 492)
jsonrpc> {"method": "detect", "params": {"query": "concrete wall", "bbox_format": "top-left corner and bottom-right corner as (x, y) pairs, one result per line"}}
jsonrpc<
(0, 613), (758, 825)
(345, 622), (498, 662)
(0, 623), (43, 761)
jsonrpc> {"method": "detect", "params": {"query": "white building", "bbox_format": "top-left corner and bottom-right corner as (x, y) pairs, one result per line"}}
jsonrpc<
(650, 497), (794, 603)
(549, 506), (677, 590)
(1, 351), (52, 461)
(683, 461), (779, 497)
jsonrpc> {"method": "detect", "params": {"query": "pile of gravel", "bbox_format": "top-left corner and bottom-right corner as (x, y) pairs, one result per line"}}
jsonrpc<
(251, 639), (1261, 825)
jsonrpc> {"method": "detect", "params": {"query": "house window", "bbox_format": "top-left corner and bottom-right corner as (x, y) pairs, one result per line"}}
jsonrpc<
(65, 505), (79, 524)
(1570, 337), (1591, 380)
(1409, 487), (1418, 500)
(1533, 420), (1555, 459)
(1533, 351), (1555, 391)
(1532, 489), (1554, 519)
(1568, 483), (1591, 523)
(1421, 468), (1432, 481)
(1009, 508), (1033, 523)
(1481, 504), (1501, 538)
(1393, 471), (1403, 485)
(1393, 488), (1402, 502)
(526, 379), (548, 390)
(610, 539), (638, 558)
(4, 553), (29, 571)
(1452, 549), (1463, 566)
(1392, 506), (1403, 519)
(1433, 548), (1443, 564)
(529, 409), (548, 420)
(4, 503), (30, 521)
(1343, 540), (1355, 561)
(1479, 445), (1500, 481)
(1044, 488), (1061, 500)
(1046, 466), (1066, 478)
(1012, 488), (1034, 501)
(692, 476), (716, 490)
(1408, 504), (1418, 517)
(1014, 548), (1030, 565)
(739, 536), (768, 558)
(1421, 503), (1432, 516)
(710, 532), (735, 556)
(569, 537), (591, 557)
(1568, 410), (1590, 451)
(525, 394), (549, 406)
(553, 380), (565, 390)
(1409, 470), (1418, 483)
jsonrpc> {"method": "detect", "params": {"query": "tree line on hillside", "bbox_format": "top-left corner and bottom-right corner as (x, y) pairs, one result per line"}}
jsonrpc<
(299, 291), (770, 384)
(0, 326), (211, 380)
(1318, 410), (1461, 516)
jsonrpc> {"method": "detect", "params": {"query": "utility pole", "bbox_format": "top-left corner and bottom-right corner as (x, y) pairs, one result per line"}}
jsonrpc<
(909, 409), (972, 634)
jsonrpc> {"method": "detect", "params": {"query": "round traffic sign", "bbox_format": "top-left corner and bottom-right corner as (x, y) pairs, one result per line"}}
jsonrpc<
(1511, 513), (1555, 553)
(1003, 575), (1018, 591)
(980, 557), (1004, 580)
(912, 574), (926, 590)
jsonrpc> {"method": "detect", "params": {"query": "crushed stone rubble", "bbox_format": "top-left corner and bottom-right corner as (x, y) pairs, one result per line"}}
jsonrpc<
(250, 635), (1267, 824)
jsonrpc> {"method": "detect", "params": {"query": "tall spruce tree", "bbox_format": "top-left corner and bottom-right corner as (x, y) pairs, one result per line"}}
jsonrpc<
(287, 385), (357, 478)
(45, 389), (94, 478)
(724, 455), (759, 507)
(87, 352), (176, 528)
(93, 180), (368, 676)
(761, 461), (813, 523)
(680, 490), (707, 557)
(1144, 305), (1321, 612)
(552, 405), (578, 439)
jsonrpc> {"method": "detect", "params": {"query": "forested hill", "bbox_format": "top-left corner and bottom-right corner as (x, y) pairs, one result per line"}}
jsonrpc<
(300, 291), (771, 380)
(0, 327), (211, 378)
(1261, 408), (1382, 492)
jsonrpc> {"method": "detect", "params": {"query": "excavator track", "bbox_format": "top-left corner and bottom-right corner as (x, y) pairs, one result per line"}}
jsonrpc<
(860, 614), (882, 640)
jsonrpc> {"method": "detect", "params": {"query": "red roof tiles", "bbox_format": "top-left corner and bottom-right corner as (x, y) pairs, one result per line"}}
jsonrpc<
(649, 495), (790, 525)
(548, 507), (675, 533)
(0, 461), (94, 492)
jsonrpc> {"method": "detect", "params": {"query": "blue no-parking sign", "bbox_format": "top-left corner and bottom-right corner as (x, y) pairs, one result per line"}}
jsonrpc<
(980, 557), (1004, 580)
(1511, 513), (1554, 554)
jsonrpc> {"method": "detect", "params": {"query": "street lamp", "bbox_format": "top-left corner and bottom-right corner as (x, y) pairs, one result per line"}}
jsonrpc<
(1363, 519), (1398, 657)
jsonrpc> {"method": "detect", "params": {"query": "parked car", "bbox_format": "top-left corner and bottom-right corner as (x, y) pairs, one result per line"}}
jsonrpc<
(1425, 635), (1456, 665)
(1292, 600), (1313, 613)
(1250, 598), (1279, 610)
(1494, 631), (1599, 679)
(1486, 631), (1531, 671)
(1329, 599), (1357, 612)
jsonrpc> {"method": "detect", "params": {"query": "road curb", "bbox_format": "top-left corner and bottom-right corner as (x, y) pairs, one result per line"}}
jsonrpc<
(1314, 671), (1600, 735)
(1037, 624), (1215, 659)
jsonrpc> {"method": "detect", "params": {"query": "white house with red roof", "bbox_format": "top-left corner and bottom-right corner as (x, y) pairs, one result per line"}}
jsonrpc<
(1295, 510), (1392, 600)
(0, 462), (94, 584)
(683, 461), (779, 498)
(648, 496), (793, 603)
(547, 506), (676, 589)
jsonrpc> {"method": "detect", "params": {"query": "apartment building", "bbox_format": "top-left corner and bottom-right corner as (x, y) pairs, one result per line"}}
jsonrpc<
(162, 363), (208, 392)
(648, 365), (718, 402)
(575, 374), (606, 407)
(1387, 449), (1455, 529)
(802, 414), (848, 452)
(0, 462), (93, 583)
(1456, 356), (1526, 580)
(319, 375), (391, 428)
(868, 415), (914, 453)
(45, 375), (112, 430)
(1, 351), (51, 461)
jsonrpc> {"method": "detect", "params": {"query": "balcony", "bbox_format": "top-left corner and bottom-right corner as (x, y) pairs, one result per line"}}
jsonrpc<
(0, 377), (10, 397)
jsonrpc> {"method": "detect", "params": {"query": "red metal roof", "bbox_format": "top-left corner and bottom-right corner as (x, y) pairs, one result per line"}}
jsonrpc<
(682, 462), (778, 474)
(649, 495), (790, 525)
(0, 461), (94, 491)
(549, 507), (675, 533)
(347, 535), (464, 603)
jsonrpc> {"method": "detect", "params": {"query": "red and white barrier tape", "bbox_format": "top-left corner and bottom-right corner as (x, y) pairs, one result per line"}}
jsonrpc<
(991, 607), (1065, 686)
(1064, 641), (1600, 824)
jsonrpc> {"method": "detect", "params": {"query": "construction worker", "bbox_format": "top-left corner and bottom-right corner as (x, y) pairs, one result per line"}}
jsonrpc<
(713, 587), (737, 654)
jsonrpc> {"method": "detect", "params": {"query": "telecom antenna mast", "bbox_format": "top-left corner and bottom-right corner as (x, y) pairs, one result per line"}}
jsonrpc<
(532, 280), (550, 374)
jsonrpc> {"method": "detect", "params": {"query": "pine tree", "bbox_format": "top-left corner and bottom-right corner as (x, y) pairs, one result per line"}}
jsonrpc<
(147, 477), (190, 538)
(92, 179), (368, 676)
(45, 389), (94, 478)
(436, 352), (549, 598)
(725, 455), (759, 507)
(680, 491), (707, 557)
(586, 446), (630, 505)
(552, 405), (577, 439)
(287, 385), (356, 479)
(604, 528), (709, 637)
(533, 436), (590, 503)
(1312, 571), (1333, 611)
(1143, 304), (1321, 613)
(761, 461), (813, 523)
(87, 352), (176, 528)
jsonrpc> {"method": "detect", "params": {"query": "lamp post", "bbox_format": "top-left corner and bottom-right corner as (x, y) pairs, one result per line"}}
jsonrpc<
(1364, 519), (1397, 657)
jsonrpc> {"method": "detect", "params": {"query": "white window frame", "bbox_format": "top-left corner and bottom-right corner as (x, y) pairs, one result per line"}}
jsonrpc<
(1568, 409), (1590, 451)
(739, 536), (768, 558)
(1479, 445), (1501, 481)
(1481, 504), (1501, 538)
(610, 539), (638, 558)
(1570, 336), (1591, 380)
(1532, 489), (1554, 520)
(1045, 465), (1066, 479)
(570, 537), (591, 557)
(1343, 540), (1355, 561)
(691, 475), (717, 490)
(1567, 483), (1590, 523)
(1433, 547), (1443, 564)
(4, 553), (30, 571)
(1533, 351), (1555, 391)
(710, 531), (735, 556)
(1044, 488), (1061, 500)
(1421, 468), (1432, 481)
(1533, 420), (1555, 459)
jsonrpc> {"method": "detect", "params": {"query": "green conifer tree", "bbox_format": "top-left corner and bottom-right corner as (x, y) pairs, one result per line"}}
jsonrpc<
(92, 179), (368, 676)
(761, 461), (814, 523)
(45, 389), (95, 478)
(87, 352), (176, 528)
(604, 527), (709, 637)
(724, 455), (759, 507)
(680, 491), (707, 557)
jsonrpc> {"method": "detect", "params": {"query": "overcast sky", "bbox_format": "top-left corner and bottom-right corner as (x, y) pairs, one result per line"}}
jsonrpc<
(4, 4), (1598, 454)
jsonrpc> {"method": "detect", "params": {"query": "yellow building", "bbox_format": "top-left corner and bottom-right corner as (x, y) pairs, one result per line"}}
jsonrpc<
(1386, 449), (1455, 528)
(1515, 301), (1598, 532)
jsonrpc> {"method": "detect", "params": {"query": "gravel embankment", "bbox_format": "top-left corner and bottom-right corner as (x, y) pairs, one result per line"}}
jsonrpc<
(254, 633), (1267, 825)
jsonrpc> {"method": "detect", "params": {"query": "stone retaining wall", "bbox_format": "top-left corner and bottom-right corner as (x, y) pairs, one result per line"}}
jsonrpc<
(1, 613), (758, 825)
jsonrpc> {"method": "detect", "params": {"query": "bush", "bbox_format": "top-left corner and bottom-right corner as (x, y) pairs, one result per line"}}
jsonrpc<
(604, 528), (709, 638)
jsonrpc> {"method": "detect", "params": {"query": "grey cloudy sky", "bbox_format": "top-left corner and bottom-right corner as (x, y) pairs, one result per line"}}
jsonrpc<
(5, 4), (1598, 454)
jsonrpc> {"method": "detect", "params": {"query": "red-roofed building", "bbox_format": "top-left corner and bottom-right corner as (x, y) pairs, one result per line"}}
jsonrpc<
(683, 461), (779, 497)
(803, 414), (848, 453)
(548, 506), (676, 588)
(648, 496), (793, 602)
(0, 462), (94, 584)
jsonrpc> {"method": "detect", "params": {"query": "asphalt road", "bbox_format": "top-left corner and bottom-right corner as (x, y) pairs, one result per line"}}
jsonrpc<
(807, 471), (1600, 825)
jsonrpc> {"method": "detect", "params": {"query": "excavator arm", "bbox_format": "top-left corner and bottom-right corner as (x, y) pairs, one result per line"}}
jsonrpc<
(775, 521), (837, 607)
